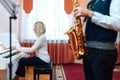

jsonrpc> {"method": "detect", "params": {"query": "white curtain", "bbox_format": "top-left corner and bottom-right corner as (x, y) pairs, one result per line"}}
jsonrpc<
(20, 0), (74, 42)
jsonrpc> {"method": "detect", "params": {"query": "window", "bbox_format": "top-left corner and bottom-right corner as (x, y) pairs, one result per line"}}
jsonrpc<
(20, 0), (73, 42)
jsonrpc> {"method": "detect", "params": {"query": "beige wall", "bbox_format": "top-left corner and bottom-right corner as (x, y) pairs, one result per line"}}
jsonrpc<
(0, 0), (20, 38)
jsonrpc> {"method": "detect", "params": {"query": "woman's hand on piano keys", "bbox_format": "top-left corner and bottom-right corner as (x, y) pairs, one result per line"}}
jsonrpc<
(11, 46), (16, 50)
(11, 46), (20, 54)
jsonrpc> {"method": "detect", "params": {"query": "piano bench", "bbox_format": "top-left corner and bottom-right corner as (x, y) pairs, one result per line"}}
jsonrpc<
(33, 61), (52, 80)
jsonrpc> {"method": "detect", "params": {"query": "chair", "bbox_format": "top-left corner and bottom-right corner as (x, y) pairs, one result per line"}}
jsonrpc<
(33, 61), (52, 80)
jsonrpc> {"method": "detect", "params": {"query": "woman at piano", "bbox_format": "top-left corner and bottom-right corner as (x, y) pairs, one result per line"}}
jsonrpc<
(13, 21), (50, 80)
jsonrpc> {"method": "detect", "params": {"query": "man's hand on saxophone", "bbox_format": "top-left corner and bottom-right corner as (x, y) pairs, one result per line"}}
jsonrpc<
(73, 7), (93, 18)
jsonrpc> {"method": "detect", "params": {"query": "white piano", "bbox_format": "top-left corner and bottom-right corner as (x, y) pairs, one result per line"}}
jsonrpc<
(0, 32), (26, 80)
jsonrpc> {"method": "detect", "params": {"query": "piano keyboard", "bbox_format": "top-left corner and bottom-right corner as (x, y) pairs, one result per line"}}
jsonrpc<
(0, 49), (26, 69)
(0, 48), (10, 54)
(0, 49), (17, 58)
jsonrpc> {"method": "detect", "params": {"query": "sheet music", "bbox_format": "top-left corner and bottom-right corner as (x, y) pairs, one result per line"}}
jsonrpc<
(0, 32), (20, 48)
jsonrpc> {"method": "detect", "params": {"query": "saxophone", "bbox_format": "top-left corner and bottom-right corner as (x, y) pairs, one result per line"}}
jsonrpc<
(65, 0), (86, 60)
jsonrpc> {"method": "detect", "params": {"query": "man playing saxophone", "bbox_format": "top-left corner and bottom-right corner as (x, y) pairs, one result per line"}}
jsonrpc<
(73, 0), (120, 80)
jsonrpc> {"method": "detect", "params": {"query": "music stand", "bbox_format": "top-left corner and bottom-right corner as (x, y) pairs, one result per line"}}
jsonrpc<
(9, 16), (17, 80)
(0, 0), (19, 80)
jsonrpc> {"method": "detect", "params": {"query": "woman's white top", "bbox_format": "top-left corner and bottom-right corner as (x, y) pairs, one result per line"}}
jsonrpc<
(17, 34), (50, 63)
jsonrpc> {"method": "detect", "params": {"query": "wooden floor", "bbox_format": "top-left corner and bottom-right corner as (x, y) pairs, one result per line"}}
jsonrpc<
(25, 66), (50, 80)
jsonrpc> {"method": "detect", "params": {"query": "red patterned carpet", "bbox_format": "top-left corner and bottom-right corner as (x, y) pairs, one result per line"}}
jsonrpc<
(63, 63), (84, 80)
(63, 63), (120, 80)
(53, 63), (120, 80)
(113, 71), (120, 80)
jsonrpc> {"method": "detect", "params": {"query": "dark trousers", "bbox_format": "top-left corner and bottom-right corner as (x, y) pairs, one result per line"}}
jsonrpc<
(15, 56), (47, 77)
(83, 48), (118, 80)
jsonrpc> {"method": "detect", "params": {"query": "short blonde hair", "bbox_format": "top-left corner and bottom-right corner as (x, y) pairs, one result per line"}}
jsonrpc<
(34, 21), (46, 37)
